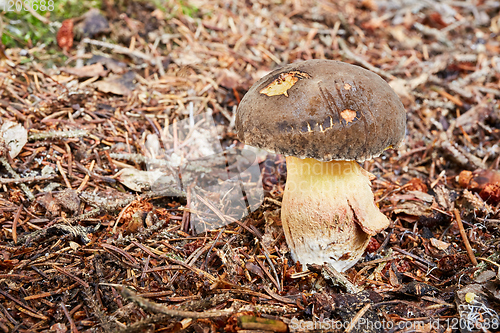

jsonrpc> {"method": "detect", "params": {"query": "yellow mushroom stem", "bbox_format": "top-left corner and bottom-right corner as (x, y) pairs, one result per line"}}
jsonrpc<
(281, 156), (390, 272)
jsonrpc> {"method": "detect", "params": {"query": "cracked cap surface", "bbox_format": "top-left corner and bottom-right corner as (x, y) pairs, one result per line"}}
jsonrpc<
(236, 59), (406, 162)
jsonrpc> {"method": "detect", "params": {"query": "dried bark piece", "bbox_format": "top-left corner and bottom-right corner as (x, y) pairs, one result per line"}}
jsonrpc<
(54, 189), (80, 213)
(37, 192), (61, 217)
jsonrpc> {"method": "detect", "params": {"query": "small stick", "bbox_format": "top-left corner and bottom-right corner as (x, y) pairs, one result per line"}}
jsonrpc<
(82, 38), (154, 63)
(256, 258), (280, 291)
(57, 159), (72, 189)
(76, 160), (95, 192)
(0, 174), (57, 184)
(454, 209), (478, 266)
(11, 205), (22, 243)
(321, 263), (360, 294)
(60, 303), (80, 333)
(261, 245), (281, 291)
(262, 285), (295, 304)
(392, 247), (437, 268)
(477, 257), (500, 268)
(53, 265), (90, 289)
(66, 142), (73, 179)
(345, 303), (371, 333)
(28, 129), (88, 141)
(0, 289), (48, 320)
(110, 285), (234, 318)
(433, 87), (463, 107)
(430, 169), (446, 188)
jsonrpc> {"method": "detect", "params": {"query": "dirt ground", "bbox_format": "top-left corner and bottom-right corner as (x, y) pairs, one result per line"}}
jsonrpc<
(1, 0), (500, 332)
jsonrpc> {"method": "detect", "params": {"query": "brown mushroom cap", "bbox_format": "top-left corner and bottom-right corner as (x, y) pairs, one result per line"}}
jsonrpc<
(236, 60), (406, 162)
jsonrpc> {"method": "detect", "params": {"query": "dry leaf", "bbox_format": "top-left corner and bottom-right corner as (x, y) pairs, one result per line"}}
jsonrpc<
(430, 237), (450, 251)
(87, 55), (127, 74)
(116, 168), (167, 192)
(61, 63), (108, 78)
(69, 241), (80, 251)
(393, 201), (433, 217)
(95, 71), (136, 95)
(1, 121), (27, 158)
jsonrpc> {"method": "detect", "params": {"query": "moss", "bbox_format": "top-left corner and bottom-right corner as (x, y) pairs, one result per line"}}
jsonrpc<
(1, 0), (102, 48)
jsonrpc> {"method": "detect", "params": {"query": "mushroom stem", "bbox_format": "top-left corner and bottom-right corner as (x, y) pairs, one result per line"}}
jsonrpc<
(281, 156), (390, 272)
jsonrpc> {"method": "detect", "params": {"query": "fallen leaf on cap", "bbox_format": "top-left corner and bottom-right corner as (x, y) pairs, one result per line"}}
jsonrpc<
(259, 71), (311, 97)
(1, 121), (27, 158)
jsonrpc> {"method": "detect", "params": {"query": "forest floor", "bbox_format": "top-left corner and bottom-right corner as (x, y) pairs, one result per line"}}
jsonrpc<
(1, 0), (500, 332)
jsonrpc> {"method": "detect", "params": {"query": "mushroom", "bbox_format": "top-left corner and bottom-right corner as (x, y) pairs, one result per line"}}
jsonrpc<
(235, 60), (406, 271)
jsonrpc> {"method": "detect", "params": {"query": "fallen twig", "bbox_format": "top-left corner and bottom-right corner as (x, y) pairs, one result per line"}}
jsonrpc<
(0, 174), (57, 184)
(454, 209), (478, 266)
(82, 38), (155, 64)
(345, 303), (371, 333)
(112, 285), (235, 318)
(28, 129), (88, 141)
